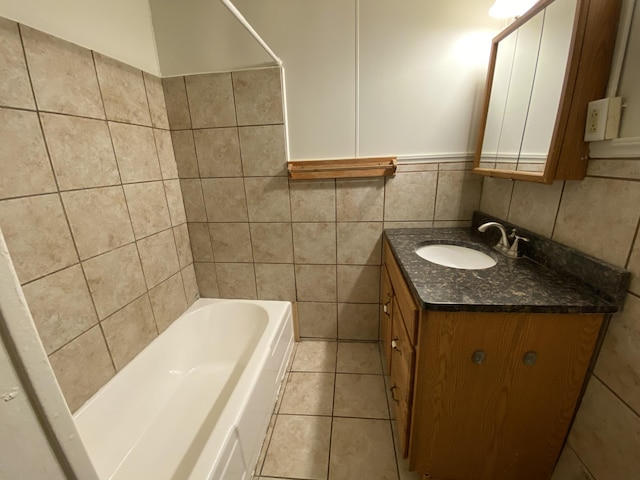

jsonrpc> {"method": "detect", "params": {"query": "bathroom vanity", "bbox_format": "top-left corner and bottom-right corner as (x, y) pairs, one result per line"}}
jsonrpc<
(380, 213), (629, 480)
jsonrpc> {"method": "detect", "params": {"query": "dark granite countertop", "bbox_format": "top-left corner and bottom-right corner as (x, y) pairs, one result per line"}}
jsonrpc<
(384, 226), (622, 314)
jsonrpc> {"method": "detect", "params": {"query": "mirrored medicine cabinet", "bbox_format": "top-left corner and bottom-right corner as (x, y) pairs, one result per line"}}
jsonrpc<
(473, 0), (621, 183)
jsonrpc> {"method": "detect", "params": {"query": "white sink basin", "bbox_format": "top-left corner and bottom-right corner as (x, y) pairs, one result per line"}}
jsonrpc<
(415, 244), (497, 270)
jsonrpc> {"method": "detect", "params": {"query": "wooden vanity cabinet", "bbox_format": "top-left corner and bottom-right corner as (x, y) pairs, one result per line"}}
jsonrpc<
(381, 239), (604, 480)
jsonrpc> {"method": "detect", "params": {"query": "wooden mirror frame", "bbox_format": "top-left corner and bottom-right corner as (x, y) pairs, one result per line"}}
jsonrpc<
(472, 0), (620, 184)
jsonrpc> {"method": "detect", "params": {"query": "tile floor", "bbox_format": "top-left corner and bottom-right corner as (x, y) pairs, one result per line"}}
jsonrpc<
(252, 340), (422, 480)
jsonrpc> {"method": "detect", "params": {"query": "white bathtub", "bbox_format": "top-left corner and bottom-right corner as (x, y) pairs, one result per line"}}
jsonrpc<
(73, 298), (294, 480)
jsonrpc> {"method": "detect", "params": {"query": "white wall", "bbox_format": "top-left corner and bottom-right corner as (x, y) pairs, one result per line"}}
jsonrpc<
(0, 0), (160, 75)
(618, 1), (640, 138)
(150, 0), (274, 76)
(151, 0), (502, 160)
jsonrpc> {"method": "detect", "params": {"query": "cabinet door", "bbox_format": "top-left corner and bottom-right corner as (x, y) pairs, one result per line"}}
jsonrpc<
(410, 311), (602, 480)
(380, 266), (393, 374)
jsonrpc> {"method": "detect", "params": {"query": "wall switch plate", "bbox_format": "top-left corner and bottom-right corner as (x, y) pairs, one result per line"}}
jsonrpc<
(584, 97), (622, 142)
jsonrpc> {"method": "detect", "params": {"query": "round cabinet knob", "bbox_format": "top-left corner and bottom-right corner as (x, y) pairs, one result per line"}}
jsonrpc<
(472, 350), (486, 365)
(523, 351), (538, 366)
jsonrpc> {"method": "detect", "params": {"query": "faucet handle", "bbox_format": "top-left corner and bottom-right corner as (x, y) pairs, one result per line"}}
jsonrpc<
(508, 231), (530, 256)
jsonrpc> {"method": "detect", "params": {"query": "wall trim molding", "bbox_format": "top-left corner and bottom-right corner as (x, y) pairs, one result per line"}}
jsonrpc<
(589, 137), (640, 159)
(397, 152), (474, 163)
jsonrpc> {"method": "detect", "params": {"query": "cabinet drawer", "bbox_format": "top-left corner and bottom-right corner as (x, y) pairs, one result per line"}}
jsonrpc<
(383, 240), (419, 344)
(391, 304), (415, 381)
(390, 354), (412, 457)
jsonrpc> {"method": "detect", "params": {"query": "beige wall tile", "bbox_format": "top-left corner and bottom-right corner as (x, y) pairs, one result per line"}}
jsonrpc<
(479, 176), (513, 220)
(48, 325), (115, 412)
(507, 181), (564, 238)
(101, 294), (157, 370)
(250, 223), (293, 263)
(22, 264), (98, 354)
(0, 109), (56, 199)
(551, 445), (594, 480)
(137, 229), (180, 288)
(161, 76), (191, 130)
(188, 223), (214, 262)
(337, 222), (382, 265)
(0, 194), (78, 284)
(337, 265), (380, 303)
(216, 263), (257, 299)
(62, 186), (134, 260)
(0, 18), (35, 109)
(628, 235), (640, 296)
(255, 263), (296, 301)
(336, 178), (385, 221)
(179, 179), (207, 222)
(193, 127), (242, 177)
(21, 26), (104, 118)
(295, 265), (336, 302)
(143, 72), (169, 129)
(171, 130), (200, 178)
(292, 223), (336, 264)
(297, 302), (338, 339)
(396, 163), (439, 173)
(554, 178), (640, 266)
(109, 122), (161, 183)
(329, 418), (397, 479)
(209, 222), (253, 262)
(587, 159), (640, 180)
(173, 224), (193, 268)
(336, 342), (382, 374)
(123, 182), (171, 239)
(181, 264), (199, 304)
(594, 294), (640, 413)
(82, 243), (146, 319)
(40, 113), (120, 190)
(290, 179), (336, 222)
(338, 303), (379, 341)
(334, 374), (388, 418)
(94, 52), (150, 125)
(149, 272), (188, 332)
(194, 262), (219, 298)
(384, 172), (437, 221)
(238, 125), (287, 177)
(245, 177), (291, 222)
(154, 129), (179, 180)
(232, 68), (283, 126)
(262, 415), (331, 479)
(185, 73), (236, 128)
(202, 178), (248, 222)
(435, 170), (483, 221)
(279, 372), (334, 416)
(384, 221), (433, 229)
(438, 160), (474, 171)
(568, 377), (640, 480)
(163, 179), (187, 226)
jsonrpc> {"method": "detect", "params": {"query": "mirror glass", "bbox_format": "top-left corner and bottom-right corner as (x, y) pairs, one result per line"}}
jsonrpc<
(478, 0), (577, 174)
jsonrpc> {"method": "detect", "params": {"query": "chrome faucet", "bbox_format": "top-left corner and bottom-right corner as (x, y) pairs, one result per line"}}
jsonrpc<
(478, 221), (529, 258)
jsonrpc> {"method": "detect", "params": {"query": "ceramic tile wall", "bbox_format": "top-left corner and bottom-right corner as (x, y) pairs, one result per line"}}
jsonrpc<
(0, 18), (197, 412)
(164, 71), (483, 342)
(479, 159), (640, 479)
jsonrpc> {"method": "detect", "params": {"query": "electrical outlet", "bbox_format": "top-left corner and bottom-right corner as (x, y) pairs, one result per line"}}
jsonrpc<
(584, 99), (608, 142)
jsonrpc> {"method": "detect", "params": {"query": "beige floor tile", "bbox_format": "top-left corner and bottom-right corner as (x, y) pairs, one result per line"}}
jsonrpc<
(262, 414), (331, 480)
(336, 342), (383, 374)
(292, 341), (337, 373)
(279, 372), (334, 416)
(329, 417), (398, 480)
(334, 374), (388, 419)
